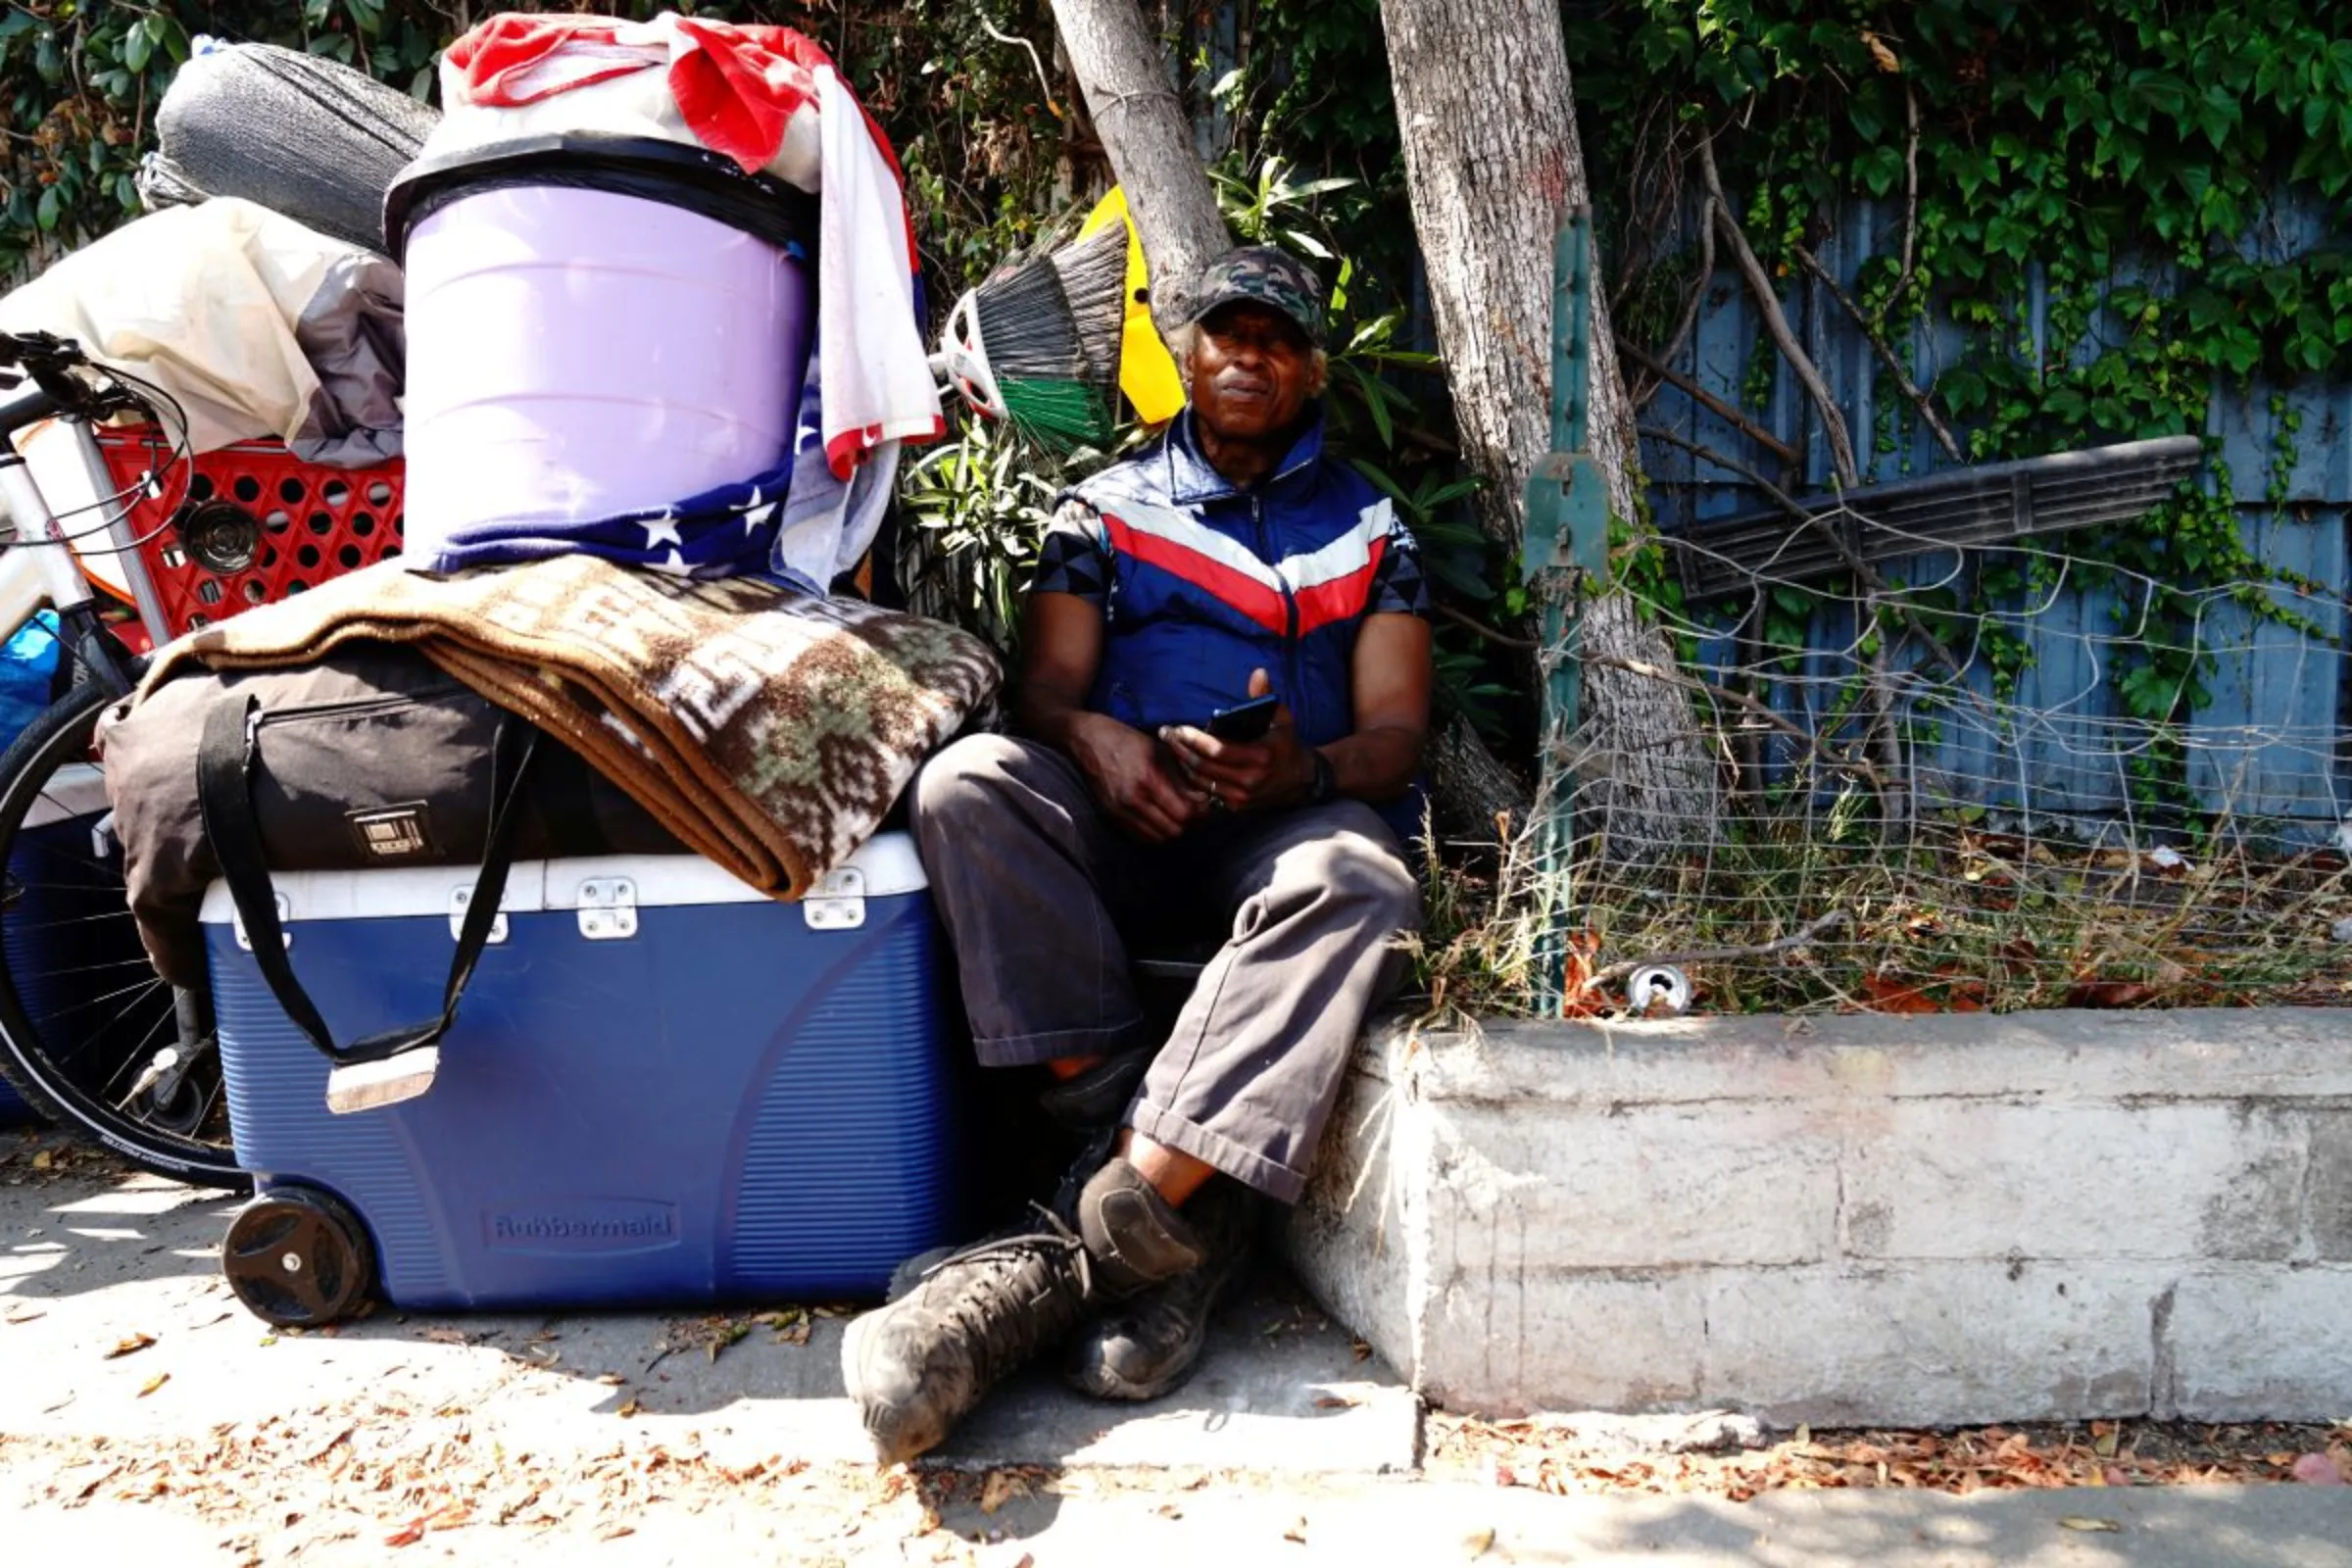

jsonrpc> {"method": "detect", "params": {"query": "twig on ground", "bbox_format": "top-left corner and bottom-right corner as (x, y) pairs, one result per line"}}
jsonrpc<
(1584, 907), (1852, 992)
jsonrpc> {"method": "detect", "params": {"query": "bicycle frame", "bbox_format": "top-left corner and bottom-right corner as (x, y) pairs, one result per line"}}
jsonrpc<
(0, 372), (169, 691)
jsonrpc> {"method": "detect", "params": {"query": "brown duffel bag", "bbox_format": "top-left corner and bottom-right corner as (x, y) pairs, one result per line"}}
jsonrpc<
(102, 640), (683, 992)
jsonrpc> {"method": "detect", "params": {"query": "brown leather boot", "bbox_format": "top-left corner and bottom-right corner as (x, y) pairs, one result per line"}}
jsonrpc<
(1064, 1175), (1258, 1401)
(842, 1156), (1203, 1463)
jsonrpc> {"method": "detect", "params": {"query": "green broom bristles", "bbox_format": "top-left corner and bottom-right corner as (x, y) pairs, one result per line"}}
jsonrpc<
(1000, 375), (1116, 452)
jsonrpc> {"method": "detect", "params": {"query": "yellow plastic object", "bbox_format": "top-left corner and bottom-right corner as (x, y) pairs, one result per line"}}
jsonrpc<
(1078, 187), (1187, 425)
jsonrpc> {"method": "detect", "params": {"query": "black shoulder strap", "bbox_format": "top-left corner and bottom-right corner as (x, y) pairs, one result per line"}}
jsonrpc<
(197, 693), (540, 1067)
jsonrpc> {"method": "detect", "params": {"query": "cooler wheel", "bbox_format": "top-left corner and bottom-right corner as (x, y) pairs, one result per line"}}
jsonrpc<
(221, 1186), (376, 1327)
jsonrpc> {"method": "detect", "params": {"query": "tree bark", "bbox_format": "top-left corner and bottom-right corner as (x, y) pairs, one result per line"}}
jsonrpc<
(1377, 0), (1718, 852)
(1045, 0), (1232, 329)
(1048, 0), (1530, 837)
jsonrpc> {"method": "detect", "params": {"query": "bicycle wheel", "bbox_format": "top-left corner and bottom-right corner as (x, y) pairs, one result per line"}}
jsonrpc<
(0, 678), (243, 1185)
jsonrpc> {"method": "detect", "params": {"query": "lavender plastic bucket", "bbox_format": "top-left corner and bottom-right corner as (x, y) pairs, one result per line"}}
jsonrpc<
(400, 182), (811, 557)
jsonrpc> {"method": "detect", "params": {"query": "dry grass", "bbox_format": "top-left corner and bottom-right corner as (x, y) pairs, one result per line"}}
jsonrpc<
(1408, 786), (2352, 1020)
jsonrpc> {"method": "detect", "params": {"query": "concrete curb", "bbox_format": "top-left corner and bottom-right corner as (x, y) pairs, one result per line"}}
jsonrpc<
(1286, 1007), (2352, 1424)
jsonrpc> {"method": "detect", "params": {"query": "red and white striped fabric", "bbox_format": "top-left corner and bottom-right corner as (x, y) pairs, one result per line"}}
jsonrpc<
(436, 12), (942, 480)
(1100, 496), (1396, 638)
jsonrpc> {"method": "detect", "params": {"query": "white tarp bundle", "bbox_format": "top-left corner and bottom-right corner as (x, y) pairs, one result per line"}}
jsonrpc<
(0, 198), (405, 466)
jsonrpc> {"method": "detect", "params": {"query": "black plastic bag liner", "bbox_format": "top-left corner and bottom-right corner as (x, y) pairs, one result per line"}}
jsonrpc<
(140, 41), (438, 257)
(384, 134), (819, 262)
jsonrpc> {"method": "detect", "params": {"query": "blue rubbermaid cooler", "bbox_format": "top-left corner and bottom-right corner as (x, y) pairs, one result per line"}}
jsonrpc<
(1, 758), (141, 1128)
(202, 834), (963, 1320)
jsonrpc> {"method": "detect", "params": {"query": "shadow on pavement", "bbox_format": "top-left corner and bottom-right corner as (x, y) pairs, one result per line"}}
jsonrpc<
(0, 1128), (236, 1304)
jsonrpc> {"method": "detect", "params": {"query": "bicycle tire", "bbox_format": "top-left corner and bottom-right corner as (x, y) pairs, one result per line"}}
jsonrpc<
(0, 678), (244, 1185)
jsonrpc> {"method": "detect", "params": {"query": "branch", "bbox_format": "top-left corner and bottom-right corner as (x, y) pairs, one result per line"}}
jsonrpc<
(1694, 133), (1860, 488)
(1581, 653), (1890, 794)
(1791, 242), (1963, 464)
(1637, 423), (1969, 678)
(1886, 82), (1923, 321)
(1651, 192), (1717, 371)
(977, 17), (1060, 116)
(1618, 337), (1799, 466)
(1436, 601), (1540, 650)
(1582, 907), (1851, 993)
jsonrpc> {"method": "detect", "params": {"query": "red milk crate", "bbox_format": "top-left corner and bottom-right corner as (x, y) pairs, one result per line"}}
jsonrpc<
(91, 428), (405, 641)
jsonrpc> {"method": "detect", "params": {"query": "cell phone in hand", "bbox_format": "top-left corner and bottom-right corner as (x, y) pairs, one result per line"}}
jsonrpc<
(1206, 693), (1279, 742)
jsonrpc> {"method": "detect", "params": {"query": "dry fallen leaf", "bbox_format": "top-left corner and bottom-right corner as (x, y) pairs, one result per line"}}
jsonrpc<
(2058, 1516), (2121, 1533)
(1465, 1526), (1496, 1557)
(422, 1328), (469, 1346)
(1284, 1516), (1308, 1544)
(105, 1333), (156, 1359)
(30, 1151), (51, 1170)
(616, 1397), (642, 1418)
(978, 1470), (1028, 1515)
(136, 1372), (170, 1397)
(1313, 1395), (1360, 1409)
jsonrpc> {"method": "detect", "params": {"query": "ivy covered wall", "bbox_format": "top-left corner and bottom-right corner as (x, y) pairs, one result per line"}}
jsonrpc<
(10, 1), (2352, 797)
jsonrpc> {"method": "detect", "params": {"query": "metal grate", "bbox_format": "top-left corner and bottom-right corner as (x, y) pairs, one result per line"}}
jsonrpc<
(1672, 436), (2205, 598)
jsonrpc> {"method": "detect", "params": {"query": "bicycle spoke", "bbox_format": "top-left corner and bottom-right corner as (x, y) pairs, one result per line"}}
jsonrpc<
(0, 683), (242, 1184)
(103, 1000), (182, 1110)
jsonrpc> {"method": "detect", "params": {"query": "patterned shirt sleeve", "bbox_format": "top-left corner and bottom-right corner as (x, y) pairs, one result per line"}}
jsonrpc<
(1369, 504), (1432, 617)
(1028, 497), (1111, 606)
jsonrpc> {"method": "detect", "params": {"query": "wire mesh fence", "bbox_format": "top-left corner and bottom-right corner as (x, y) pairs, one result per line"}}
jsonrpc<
(1527, 498), (2352, 1019)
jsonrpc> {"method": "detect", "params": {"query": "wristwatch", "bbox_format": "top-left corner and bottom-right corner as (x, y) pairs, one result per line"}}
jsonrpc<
(1305, 748), (1337, 806)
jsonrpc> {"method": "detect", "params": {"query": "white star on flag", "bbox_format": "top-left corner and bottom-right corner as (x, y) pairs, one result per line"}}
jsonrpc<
(642, 510), (683, 550)
(742, 499), (781, 535)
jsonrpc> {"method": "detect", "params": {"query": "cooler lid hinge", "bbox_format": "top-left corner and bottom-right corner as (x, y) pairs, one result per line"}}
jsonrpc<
(804, 866), (866, 931)
(575, 877), (638, 942)
(450, 886), (511, 945)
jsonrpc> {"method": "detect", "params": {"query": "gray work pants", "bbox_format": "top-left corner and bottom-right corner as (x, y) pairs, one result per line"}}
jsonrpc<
(909, 734), (1421, 1203)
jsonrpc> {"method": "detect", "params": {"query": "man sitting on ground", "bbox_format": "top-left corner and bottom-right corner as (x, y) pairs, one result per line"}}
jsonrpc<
(842, 245), (1431, 1462)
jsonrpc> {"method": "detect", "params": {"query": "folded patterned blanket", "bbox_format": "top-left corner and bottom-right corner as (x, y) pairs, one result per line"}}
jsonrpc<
(134, 556), (1001, 898)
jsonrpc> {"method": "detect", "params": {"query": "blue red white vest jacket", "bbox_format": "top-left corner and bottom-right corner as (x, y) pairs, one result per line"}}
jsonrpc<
(1042, 409), (1428, 754)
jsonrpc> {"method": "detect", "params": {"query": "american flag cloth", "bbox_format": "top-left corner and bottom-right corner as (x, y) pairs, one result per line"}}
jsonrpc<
(406, 457), (823, 592)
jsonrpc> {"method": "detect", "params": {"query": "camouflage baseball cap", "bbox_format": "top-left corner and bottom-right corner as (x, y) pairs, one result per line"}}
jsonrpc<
(1179, 245), (1327, 349)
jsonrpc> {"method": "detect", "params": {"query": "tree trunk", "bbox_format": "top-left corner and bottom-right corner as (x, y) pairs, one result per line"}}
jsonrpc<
(1048, 0), (1530, 837)
(1378, 0), (1719, 853)
(1045, 0), (1232, 330)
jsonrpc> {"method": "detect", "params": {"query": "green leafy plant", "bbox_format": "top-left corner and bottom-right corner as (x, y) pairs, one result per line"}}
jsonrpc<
(895, 413), (1079, 658)
(1566, 0), (2352, 814)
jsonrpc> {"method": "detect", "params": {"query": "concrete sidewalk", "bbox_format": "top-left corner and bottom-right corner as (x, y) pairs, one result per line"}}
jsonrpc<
(4, 1129), (2348, 1565)
(9, 1460), (2350, 1565)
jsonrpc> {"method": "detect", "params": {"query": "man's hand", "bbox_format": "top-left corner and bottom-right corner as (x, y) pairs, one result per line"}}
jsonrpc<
(1068, 711), (1211, 843)
(1162, 669), (1317, 813)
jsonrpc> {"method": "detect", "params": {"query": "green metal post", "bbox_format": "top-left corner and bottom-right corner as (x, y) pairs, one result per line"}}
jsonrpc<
(1518, 207), (1612, 1013)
